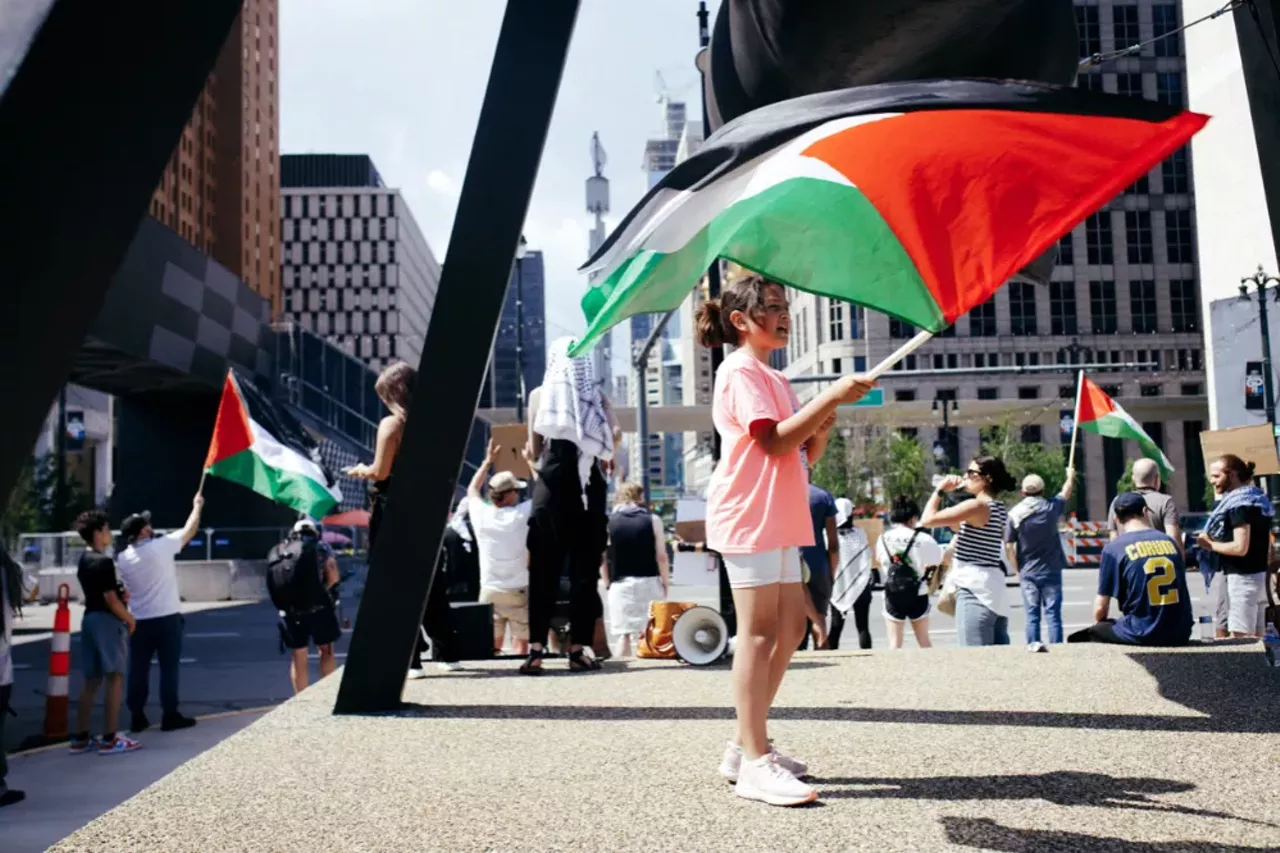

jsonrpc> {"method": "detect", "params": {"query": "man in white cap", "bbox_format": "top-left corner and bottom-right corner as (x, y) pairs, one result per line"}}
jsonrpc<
(466, 439), (532, 656)
(1004, 468), (1075, 646)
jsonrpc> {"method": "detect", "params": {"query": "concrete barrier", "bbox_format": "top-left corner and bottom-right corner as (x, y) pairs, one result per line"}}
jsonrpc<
(35, 561), (270, 604)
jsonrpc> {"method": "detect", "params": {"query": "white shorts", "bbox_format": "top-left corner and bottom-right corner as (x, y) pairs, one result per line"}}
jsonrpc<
(723, 548), (803, 589)
(1226, 572), (1267, 635)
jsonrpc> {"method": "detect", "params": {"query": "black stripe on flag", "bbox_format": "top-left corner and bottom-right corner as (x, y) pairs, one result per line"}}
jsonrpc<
(580, 78), (1186, 271)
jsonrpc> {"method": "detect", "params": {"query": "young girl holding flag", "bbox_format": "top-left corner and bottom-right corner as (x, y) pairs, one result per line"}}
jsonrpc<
(695, 272), (873, 807)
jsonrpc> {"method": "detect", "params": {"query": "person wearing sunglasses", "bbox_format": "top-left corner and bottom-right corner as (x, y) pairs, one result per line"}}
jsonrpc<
(920, 456), (1018, 646)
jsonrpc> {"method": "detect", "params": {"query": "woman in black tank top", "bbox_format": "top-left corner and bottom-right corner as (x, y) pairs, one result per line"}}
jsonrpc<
(344, 362), (458, 672)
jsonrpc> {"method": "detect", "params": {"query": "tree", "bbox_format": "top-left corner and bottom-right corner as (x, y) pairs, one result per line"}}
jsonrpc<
(810, 429), (850, 498)
(1116, 459), (1136, 495)
(979, 421), (1067, 500)
(881, 432), (929, 504)
(0, 456), (39, 546)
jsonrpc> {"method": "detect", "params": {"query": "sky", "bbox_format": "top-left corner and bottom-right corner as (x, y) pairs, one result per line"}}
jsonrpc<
(280, 0), (707, 344)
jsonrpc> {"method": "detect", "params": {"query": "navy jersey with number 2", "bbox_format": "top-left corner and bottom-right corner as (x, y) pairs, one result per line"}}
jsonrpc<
(1098, 529), (1193, 646)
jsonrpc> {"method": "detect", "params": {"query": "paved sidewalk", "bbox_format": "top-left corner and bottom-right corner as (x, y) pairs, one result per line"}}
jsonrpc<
(48, 642), (1280, 852)
(2, 709), (264, 853)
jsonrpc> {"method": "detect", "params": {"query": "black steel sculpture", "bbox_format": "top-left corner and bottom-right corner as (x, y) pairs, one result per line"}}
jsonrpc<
(0, 0), (242, 514)
(333, 1), (581, 713)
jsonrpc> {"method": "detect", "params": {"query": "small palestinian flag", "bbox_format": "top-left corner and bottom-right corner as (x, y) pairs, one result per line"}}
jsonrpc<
(1077, 375), (1174, 479)
(570, 79), (1206, 356)
(203, 372), (342, 518)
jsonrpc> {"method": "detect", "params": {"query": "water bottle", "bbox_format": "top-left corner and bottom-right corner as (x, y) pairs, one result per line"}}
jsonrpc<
(1199, 614), (1215, 643)
(1264, 620), (1280, 668)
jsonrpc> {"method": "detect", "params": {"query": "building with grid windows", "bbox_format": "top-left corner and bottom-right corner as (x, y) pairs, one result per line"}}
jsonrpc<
(146, 0), (281, 315)
(775, 1), (1210, 519)
(279, 154), (439, 373)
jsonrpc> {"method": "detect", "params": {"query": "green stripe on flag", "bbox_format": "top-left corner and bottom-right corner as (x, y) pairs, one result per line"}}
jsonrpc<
(1080, 412), (1174, 479)
(206, 449), (339, 519)
(573, 177), (945, 355)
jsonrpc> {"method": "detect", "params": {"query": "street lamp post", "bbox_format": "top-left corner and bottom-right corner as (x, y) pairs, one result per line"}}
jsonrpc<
(1239, 265), (1280, 502)
(932, 397), (959, 471)
(515, 235), (528, 423)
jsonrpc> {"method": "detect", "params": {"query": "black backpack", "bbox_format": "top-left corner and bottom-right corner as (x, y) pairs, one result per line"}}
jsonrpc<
(266, 537), (324, 613)
(884, 529), (928, 607)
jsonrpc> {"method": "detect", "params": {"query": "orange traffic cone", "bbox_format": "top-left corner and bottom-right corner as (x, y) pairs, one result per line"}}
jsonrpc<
(42, 583), (71, 740)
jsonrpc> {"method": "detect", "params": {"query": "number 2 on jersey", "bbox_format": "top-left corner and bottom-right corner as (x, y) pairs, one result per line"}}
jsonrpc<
(1144, 556), (1179, 606)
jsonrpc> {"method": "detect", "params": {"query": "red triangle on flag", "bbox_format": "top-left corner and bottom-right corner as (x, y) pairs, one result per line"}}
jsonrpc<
(204, 373), (254, 469)
(1077, 375), (1119, 424)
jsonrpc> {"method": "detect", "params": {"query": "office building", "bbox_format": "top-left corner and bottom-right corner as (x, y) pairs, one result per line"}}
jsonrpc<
(147, 0), (281, 315)
(279, 154), (440, 372)
(629, 96), (695, 497)
(1184, 0), (1279, 429)
(778, 0), (1210, 519)
(480, 250), (547, 410)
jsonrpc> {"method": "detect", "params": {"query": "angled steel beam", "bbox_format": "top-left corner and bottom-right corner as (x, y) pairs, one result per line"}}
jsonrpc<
(335, 1), (581, 714)
(0, 0), (241, 506)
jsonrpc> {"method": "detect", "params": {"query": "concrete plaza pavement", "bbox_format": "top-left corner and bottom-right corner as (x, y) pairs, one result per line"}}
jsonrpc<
(47, 640), (1280, 852)
(2, 709), (265, 853)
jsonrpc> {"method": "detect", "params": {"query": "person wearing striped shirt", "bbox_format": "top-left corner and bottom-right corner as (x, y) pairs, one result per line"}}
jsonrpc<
(921, 456), (1018, 646)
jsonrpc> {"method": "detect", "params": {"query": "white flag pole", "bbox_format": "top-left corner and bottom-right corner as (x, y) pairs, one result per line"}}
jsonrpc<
(865, 329), (935, 381)
(1067, 369), (1085, 470)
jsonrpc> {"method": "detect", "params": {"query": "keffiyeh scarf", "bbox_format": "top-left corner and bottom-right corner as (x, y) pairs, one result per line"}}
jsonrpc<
(535, 337), (614, 500)
(1202, 484), (1273, 577)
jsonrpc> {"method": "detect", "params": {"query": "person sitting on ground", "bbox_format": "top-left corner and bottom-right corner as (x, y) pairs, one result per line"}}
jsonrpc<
(267, 519), (341, 695)
(1068, 492), (1193, 646)
(116, 494), (203, 733)
(601, 481), (669, 657)
(467, 440), (533, 657)
(876, 496), (944, 650)
(1108, 458), (1182, 557)
(71, 510), (141, 755)
(1006, 469), (1076, 646)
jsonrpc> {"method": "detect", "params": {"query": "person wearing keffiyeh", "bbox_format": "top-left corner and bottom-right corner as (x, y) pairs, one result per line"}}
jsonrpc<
(520, 337), (620, 674)
(1196, 454), (1274, 638)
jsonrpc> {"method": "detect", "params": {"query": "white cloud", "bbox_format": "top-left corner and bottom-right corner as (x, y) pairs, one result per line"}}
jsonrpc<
(425, 169), (457, 198)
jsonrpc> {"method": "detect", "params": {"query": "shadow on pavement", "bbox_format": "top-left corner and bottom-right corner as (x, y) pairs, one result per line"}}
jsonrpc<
(809, 770), (1273, 827)
(942, 816), (1276, 852)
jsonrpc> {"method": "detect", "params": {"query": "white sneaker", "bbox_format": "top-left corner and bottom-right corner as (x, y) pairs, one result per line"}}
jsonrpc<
(437, 661), (462, 672)
(406, 668), (427, 680)
(734, 753), (817, 806)
(718, 740), (809, 782)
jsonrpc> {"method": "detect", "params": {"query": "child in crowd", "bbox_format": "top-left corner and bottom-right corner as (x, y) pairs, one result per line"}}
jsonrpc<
(696, 271), (873, 806)
(71, 511), (141, 755)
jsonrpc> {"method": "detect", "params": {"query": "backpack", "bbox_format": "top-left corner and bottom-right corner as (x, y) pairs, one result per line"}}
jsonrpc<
(266, 538), (324, 613)
(884, 529), (928, 608)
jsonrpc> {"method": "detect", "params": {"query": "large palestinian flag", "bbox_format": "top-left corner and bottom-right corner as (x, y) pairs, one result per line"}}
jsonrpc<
(570, 79), (1206, 356)
(203, 372), (342, 518)
(1077, 375), (1174, 480)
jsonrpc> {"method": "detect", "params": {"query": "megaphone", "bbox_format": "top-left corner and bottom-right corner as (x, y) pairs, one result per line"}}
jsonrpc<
(672, 606), (730, 666)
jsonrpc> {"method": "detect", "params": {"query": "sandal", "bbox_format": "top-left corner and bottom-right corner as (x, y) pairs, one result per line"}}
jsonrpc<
(519, 647), (546, 676)
(568, 649), (602, 672)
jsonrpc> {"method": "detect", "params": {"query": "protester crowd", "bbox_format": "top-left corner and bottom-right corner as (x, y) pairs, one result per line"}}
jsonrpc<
(1, 274), (1276, 813)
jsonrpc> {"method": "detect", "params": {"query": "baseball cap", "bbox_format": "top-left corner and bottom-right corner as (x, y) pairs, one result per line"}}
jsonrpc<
(121, 511), (152, 541)
(1113, 492), (1148, 519)
(488, 471), (527, 493)
(1021, 474), (1045, 495)
(292, 518), (319, 536)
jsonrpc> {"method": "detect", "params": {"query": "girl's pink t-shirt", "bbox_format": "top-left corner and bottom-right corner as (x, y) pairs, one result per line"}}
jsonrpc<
(705, 349), (814, 555)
